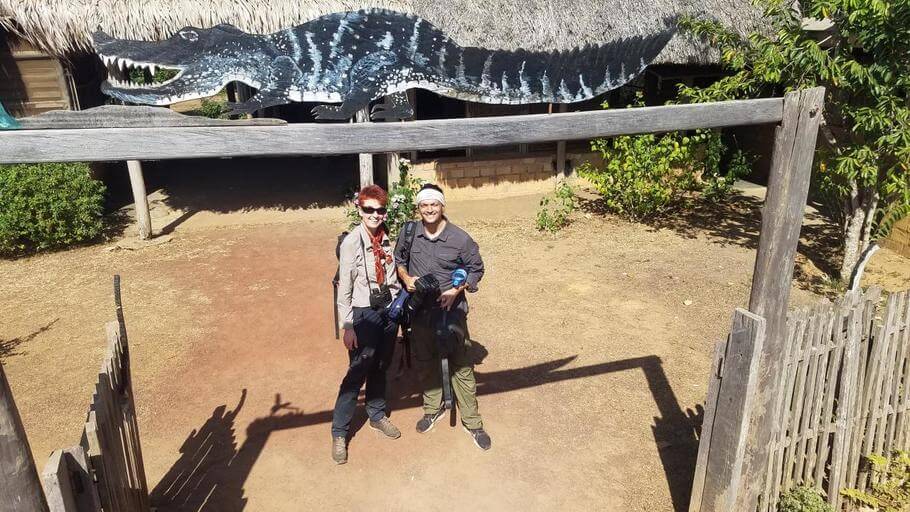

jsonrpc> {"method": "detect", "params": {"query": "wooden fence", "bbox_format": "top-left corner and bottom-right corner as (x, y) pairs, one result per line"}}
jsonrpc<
(41, 278), (150, 512)
(692, 287), (910, 511)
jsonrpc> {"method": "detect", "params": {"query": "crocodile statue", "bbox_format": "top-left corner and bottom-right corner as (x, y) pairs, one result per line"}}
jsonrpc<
(92, 9), (675, 120)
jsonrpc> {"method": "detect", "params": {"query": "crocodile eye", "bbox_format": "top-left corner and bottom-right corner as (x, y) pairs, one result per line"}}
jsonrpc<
(179, 30), (199, 42)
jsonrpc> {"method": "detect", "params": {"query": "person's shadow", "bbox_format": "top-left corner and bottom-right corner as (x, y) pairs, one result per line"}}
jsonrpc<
(150, 340), (701, 512)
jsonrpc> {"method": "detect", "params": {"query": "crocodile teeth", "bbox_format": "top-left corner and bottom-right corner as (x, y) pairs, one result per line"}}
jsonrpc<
(149, 64), (157, 75)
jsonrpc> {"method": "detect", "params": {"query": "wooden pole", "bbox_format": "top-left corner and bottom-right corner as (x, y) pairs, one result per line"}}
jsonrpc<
(738, 86), (825, 510)
(0, 363), (50, 512)
(126, 160), (152, 240)
(383, 95), (402, 189)
(556, 103), (568, 182)
(354, 107), (374, 187)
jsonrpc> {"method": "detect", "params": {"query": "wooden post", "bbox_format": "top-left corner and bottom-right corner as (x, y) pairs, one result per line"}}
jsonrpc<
(464, 102), (473, 159)
(0, 363), (50, 512)
(556, 103), (568, 182)
(383, 96), (402, 189)
(387, 152), (401, 188)
(739, 87), (825, 510)
(126, 160), (152, 240)
(354, 107), (374, 187)
(689, 309), (766, 512)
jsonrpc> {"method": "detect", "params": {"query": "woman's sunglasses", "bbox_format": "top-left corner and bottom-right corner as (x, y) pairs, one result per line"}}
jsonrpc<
(361, 206), (387, 215)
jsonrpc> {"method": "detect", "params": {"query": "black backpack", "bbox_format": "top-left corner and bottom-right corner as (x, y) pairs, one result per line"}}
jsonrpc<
(332, 221), (417, 339)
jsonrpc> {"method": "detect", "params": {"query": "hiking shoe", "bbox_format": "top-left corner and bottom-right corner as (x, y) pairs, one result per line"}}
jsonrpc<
(415, 409), (446, 434)
(369, 416), (401, 439)
(464, 426), (492, 451)
(332, 436), (347, 464)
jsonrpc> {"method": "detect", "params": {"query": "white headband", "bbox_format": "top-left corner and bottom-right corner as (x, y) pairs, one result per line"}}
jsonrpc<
(416, 188), (445, 206)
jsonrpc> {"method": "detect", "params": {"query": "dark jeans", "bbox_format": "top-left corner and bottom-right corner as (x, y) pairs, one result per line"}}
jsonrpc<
(331, 306), (397, 438)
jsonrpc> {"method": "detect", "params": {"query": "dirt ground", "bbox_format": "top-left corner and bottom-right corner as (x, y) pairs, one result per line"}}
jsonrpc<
(1, 172), (908, 511)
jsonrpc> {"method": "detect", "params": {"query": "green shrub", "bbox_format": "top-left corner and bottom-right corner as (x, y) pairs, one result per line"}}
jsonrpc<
(128, 67), (178, 84)
(536, 182), (576, 232)
(198, 98), (228, 119)
(0, 162), (105, 255)
(577, 95), (751, 221)
(778, 486), (834, 512)
(345, 160), (424, 238)
(842, 451), (910, 511)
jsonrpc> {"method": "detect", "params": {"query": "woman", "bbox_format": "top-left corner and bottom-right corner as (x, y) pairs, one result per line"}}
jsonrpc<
(331, 184), (402, 464)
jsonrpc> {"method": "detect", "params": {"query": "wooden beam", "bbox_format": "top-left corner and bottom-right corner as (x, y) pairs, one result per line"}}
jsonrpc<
(17, 105), (285, 130)
(0, 363), (50, 512)
(740, 86), (825, 510)
(126, 160), (152, 240)
(355, 107), (374, 187)
(0, 97), (784, 164)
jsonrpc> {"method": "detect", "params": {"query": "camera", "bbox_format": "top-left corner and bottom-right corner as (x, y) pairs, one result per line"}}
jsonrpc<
(369, 284), (393, 310)
(408, 274), (440, 312)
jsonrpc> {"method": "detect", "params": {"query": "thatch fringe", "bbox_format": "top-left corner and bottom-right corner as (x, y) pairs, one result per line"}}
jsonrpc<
(0, 0), (764, 63)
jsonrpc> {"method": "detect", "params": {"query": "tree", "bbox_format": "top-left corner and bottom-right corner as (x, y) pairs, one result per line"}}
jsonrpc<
(679, 0), (910, 279)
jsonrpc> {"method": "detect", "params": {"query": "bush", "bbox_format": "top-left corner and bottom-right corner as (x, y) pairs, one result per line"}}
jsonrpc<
(536, 182), (576, 232)
(842, 451), (910, 511)
(346, 160), (424, 238)
(0, 162), (106, 255)
(577, 95), (751, 221)
(778, 486), (834, 512)
(198, 98), (228, 119)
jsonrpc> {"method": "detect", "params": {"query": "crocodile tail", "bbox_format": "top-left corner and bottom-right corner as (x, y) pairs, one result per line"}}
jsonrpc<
(542, 24), (676, 103)
(452, 20), (676, 104)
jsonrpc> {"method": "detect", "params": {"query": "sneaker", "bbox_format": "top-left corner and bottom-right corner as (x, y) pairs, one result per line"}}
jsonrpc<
(415, 409), (446, 434)
(369, 416), (402, 439)
(332, 436), (347, 464)
(463, 426), (492, 451)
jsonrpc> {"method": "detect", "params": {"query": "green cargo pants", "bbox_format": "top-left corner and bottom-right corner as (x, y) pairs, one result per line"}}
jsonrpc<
(410, 304), (483, 429)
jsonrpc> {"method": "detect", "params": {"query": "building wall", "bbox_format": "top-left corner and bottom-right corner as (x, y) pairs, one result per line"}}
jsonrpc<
(0, 30), (73, 117)
(883, 217), (910, 258)
(408, 152), (600, 200)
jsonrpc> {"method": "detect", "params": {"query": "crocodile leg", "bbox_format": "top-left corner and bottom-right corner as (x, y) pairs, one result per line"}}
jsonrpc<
(369, 92), (414, 121)
(224, 56), (301, 116)
(312, 51), (402, 121)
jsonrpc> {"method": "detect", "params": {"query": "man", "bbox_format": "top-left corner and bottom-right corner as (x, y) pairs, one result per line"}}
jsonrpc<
(395, 184), (491, 450)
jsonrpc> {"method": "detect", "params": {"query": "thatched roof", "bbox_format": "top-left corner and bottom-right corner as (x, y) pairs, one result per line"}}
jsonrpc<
(0, 1), (764, 64)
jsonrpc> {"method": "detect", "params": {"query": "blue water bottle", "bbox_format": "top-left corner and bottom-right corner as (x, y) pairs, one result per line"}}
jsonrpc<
(452, 268), (468, 287)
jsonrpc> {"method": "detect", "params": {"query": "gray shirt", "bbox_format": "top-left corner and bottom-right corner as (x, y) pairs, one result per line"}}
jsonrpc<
(394, 220), (484, 306)
(336, 223), (401, 330)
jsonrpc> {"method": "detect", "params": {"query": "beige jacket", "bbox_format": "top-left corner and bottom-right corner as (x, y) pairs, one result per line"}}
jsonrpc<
(336, 223), (401, 330)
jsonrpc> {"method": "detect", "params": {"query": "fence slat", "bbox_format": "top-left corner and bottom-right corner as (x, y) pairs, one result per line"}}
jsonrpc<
(786, 309), (821, 487)
(762, 311), (806, 511)
(42, 446), (101, 512)
(811, 297), (845, 486)
(896, 294), (910, 451)
(829, 292), (864, 509)
(856, 294), (901, 489)
(845, 288), (882, 489)
(883, 293), (909, 453)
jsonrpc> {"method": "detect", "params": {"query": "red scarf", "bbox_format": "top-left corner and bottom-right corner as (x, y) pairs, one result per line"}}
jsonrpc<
(368, 225), (391, 285)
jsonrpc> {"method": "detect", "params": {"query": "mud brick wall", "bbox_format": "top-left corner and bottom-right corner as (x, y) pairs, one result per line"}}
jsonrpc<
(883, 217), (910, 258)
(408, 152), (600, 200)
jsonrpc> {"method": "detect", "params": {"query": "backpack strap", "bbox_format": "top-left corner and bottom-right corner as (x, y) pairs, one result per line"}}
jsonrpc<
(402, 220), (417, 258)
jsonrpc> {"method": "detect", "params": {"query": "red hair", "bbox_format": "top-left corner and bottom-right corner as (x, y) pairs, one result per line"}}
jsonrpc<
(357, 184), (388, 206)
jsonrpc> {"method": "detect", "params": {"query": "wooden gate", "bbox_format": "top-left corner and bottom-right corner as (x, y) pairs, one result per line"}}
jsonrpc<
(691, 288), (910, 511)
(42, 277), (150, 512)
